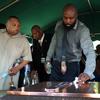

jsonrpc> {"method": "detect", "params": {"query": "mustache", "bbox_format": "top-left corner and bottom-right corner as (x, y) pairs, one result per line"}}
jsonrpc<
(63, 21), (76, 31)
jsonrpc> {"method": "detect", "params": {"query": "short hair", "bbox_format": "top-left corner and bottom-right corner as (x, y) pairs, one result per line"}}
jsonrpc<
(31, 25), (41, 32)
(96, 44), (100, 50)
(7, 16), (20, 22)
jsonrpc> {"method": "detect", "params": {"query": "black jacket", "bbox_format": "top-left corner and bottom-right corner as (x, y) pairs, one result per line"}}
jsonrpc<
(30, 33), (52, 82)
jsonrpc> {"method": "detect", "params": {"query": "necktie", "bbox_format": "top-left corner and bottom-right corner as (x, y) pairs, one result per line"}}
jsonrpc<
(62, 28), (68, 57)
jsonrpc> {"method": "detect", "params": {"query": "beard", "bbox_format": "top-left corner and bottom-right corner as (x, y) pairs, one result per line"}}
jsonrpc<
(63, 20), (76, 31)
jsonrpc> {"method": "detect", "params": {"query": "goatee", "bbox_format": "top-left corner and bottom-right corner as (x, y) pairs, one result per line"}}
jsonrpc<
(63, 20), (76, 31)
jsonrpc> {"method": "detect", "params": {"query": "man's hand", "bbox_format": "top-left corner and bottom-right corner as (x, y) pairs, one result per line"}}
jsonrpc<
(9, 67), (20, 76)
(44, 61), (52, 74)
(78, 73), (90, 85)
(30, 70), (37, 79)
(61, 61), (67, 75)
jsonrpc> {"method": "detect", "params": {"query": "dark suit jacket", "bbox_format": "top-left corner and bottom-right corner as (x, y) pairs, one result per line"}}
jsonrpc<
(30, 33), (52, 82)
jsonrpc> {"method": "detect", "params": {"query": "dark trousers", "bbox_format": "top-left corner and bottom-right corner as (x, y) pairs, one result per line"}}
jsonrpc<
(50, 60), (80, 82)
(18, 67), (25, 88)
(37, 65), (50, 82)
(90, 72), (100, 82)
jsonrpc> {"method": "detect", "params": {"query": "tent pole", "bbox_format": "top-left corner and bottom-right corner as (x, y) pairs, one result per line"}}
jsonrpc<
(0, 0), (19, 12)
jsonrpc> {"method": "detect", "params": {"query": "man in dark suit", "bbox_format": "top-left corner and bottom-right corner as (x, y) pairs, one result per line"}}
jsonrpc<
(91, 44), (100, 82)
(30, 25), (52, 82)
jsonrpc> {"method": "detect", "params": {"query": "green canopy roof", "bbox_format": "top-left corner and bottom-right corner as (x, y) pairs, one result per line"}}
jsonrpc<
(0, 0), (100, 41)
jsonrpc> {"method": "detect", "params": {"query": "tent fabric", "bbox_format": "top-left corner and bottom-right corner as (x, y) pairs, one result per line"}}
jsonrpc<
(0, 0), (100, 41)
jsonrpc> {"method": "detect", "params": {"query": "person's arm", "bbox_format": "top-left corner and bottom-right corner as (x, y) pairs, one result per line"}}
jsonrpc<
(9, 60), (29, 75)
(10, 37), (32, 75)
(45, 33), (56, 74)
(46, 21), (62, 60)
(78, 27), (96, 82)
(46, 33), (56, 61)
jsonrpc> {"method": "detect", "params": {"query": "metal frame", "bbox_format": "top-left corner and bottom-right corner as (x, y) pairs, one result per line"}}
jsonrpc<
(0, 0), (19, 12)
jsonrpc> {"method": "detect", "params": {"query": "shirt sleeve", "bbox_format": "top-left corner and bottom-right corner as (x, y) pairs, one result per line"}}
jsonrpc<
(22, 38), (32, 61)
(46, 21), (63, 61)
(46, 33), (56, 61)
(80, 27), (96, 79)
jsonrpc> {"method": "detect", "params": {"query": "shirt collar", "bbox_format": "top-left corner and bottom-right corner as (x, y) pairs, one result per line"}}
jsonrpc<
(38, 33), (45, 45)
(73, 19), (78, 30)
(5, 31), (21, 38)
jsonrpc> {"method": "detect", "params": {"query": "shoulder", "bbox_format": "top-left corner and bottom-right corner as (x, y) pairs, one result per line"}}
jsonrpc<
(55, 20), (63, 31)
(44, 33), (53, 41)
(18, 33), (28, 40)
(17, 33), (30, 44)
(78, 20), (89, 32)
(44, 33), (51, 38)
(77, 20), (91, 39)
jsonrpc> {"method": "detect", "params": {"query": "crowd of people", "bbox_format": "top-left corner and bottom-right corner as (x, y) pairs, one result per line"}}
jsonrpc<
(0, 4), (99, 90)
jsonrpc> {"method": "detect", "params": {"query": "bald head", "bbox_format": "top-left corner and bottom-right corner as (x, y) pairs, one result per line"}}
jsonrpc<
(63, 4), (78, 15)
(63, 4), (78, 27)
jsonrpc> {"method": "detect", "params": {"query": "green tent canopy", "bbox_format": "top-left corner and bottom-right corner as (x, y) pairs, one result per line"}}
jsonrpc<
(0, 0), (100, 42)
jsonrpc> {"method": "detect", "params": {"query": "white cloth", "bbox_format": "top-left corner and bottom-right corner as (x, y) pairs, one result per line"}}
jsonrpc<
(38, 33), (45, 46)
(0, 31), (32, 90)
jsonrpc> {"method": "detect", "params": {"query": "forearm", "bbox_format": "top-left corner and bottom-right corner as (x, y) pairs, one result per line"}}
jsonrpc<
(17, 60), (30, 71)
(9, 60), (30, 76)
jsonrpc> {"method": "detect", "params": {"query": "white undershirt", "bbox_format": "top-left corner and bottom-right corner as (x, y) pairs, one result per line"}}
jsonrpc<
(38, 33), (45, 46)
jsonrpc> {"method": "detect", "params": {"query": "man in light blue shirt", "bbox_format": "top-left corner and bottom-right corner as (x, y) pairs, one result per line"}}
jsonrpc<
(46, 4), (96, 84)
